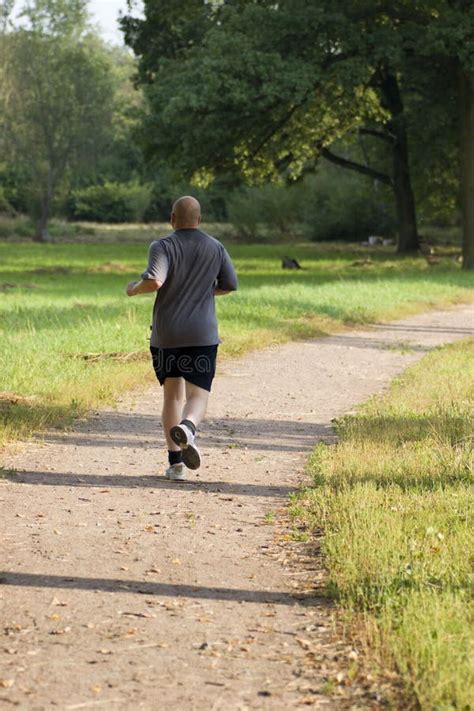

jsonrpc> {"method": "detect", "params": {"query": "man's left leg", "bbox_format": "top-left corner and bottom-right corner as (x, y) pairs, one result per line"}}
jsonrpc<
(162, 377), (186, 479)
(182, 380), (209, 429)
(170, 381), (210, 470)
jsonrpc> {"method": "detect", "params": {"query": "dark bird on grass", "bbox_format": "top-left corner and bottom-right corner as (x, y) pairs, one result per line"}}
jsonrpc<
(282, 256), (303, 269)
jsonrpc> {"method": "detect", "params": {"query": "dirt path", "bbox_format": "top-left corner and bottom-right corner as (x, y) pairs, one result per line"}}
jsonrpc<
(1, 304), (473, 710)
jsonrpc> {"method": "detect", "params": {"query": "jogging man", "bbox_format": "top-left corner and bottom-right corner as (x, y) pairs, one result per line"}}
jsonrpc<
(126, 196), (238, 480)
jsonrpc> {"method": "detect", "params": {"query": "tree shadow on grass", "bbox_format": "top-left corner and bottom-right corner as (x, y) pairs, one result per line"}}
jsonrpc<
(310, 471), (472, 493)
(333, 413), (470, 444)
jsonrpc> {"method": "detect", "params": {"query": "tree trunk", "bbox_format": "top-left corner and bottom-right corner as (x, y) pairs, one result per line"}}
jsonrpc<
(380, 70), (419, 253)
(459, 66), (474, 270)
(34, 207), (51, 243)
(34, 170), (53, 243)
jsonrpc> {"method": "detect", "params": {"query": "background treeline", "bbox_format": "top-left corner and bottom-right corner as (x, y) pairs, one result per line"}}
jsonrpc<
(0, 0), (470, 255)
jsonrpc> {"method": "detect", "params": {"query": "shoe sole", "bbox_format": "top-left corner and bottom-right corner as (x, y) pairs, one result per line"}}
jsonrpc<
(170, 425), (201, 471)
(166, 471), (187, 481)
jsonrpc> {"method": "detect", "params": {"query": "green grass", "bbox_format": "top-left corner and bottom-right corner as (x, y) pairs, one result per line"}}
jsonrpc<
(290, 339), (474, 710)
(0, 237), (472, 447)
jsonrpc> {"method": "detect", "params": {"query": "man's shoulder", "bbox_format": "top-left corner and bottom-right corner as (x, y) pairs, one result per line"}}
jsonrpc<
(197, 230), (225, 251)
(149, 233), (175, 249)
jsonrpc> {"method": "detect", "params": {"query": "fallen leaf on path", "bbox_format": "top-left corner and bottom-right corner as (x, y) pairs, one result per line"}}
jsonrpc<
(51, 596), (67, 607)
(98, 648), (112, 655)
(0, 679), (14, 688)
(50, 626), (71, 635)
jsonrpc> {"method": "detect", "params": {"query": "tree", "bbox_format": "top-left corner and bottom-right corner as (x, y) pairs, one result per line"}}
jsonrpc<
(123, 0), (474, 264)
(2, 1), (115, 240)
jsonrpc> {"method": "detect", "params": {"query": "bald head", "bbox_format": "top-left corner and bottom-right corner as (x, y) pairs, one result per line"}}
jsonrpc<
(171, 196), (202, 229)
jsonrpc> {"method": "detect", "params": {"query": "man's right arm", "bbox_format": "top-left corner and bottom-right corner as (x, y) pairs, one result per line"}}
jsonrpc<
(126, 240), (169, 297)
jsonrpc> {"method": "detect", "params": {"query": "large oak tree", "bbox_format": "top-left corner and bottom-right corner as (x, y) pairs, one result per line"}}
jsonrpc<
(123, 0), (474, 266)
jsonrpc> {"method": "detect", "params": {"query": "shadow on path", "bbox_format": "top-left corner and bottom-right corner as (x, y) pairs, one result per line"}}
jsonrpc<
(4, 470), (296, 497)
(0, 571), (321, 606)
(372, 322), (473, 335)
(40, 418), (335, 452)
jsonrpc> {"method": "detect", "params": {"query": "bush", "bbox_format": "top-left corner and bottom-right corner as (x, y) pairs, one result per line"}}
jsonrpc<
(300, 171), (396, 242)
(228, 184), (302, 241)
(227, 188), (266, 240)
(67, 181), (153, 223)
(227, 166), (396, 243)
(0, 187), (16, 216)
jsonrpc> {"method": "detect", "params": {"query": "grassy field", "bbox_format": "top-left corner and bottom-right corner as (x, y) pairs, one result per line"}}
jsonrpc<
(0, 236), (472, 447)
(290, 339), (474, 710)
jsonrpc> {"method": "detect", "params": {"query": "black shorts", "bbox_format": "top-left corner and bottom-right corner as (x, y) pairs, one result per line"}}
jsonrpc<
(150, 344), (218, 392)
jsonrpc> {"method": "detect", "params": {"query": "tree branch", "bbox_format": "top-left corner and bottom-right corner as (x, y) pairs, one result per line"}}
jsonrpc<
(358, 127), (395, 144)
(318, 145), (392, 185)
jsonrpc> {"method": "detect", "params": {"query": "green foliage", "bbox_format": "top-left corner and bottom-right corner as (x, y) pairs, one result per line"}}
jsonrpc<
(227, 166), (396, 242)
(123, 0), (474, 255)
(292, 338), (474, 709)
(227, 184), (301, 242)
(68, 181), (153, 223)
(0, 185), (14, 215)
(0, 3), (116, 237)
(300, 170), (395, 242)
(123, 0), (473, 183)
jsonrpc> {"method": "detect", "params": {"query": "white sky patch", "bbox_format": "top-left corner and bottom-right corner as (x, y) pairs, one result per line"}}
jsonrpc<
(89, 0), (128, 45)
(11, 0), (143, 45)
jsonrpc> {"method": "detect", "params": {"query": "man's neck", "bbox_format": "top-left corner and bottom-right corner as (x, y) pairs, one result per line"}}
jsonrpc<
(174, 224), (200, 230)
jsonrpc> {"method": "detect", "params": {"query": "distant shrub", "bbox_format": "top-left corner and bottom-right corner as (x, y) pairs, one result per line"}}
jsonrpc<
(68, 181), (153, 223)
(0, 187), (16, 216)
(227, 167), (395, 243)
(300, 172), (396, 242)
(227, 189), (265, 241)
(228, 184), (303, 241)
(0, 215), (34, 239)
(48, 221), (96, 239)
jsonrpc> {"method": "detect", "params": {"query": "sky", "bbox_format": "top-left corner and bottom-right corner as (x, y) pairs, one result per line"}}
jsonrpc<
(12, 1), (143, 45)
(89, 0), (142, 45)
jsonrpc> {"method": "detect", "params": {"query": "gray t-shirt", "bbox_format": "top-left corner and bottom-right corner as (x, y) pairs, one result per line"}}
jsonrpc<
(141, 228), (238, 348)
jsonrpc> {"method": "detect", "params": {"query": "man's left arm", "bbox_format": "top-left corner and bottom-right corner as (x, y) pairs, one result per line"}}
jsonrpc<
(126, 241), (169, 297)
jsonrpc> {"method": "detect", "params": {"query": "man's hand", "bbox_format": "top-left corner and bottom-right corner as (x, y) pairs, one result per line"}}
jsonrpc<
(126, 281), (139, 296)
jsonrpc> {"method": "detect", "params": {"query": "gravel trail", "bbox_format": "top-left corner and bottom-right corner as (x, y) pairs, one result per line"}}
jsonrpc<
(1, 304), (472, 710)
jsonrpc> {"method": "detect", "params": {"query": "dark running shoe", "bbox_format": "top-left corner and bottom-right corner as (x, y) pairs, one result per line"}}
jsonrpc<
(170, 424), (201, 470)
